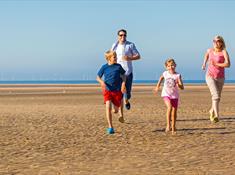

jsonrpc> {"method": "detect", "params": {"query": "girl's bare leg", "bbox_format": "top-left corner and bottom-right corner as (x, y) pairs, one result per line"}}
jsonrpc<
(171, 107), (177, 134)
(164, 100), (172, 132)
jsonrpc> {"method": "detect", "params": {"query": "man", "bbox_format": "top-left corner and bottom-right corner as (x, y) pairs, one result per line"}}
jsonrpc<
(111, 29), (141, 110)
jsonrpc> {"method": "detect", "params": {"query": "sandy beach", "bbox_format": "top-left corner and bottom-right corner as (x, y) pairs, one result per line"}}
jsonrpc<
(0, 84), (234, 175)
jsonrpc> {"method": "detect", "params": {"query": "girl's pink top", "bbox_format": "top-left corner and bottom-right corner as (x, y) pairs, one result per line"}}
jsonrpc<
(161, 71), (180, 99)
(207, 48), (225, 79)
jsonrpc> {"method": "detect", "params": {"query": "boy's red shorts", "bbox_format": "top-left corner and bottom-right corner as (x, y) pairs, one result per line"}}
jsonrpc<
(103, 90), (123, 107)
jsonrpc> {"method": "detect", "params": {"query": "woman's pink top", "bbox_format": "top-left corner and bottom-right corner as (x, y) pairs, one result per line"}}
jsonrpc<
(207, 48), (225, 78)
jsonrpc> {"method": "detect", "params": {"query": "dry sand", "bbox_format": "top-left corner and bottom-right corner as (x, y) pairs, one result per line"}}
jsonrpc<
(0, 84), (234, 175)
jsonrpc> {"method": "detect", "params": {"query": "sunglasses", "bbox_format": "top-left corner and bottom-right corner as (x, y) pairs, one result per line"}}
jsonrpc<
(213, 39), (222, 43)
(119, 34), (126, 37)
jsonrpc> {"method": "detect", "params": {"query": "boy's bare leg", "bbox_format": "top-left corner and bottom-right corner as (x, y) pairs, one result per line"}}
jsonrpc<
(118, 100), (124, 123)
(106, 101), (113, 128)
(164, 100), (172, 132)
(119, 100), (124, 116)
(171, 107), (177, 134)
(113, 104), (119, 113)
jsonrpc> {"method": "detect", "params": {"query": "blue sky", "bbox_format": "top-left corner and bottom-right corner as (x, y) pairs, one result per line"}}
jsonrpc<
(0, 0), (234, 80)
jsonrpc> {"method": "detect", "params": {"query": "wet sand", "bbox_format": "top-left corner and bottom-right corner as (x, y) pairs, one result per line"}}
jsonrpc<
(0, 84), (234, 175)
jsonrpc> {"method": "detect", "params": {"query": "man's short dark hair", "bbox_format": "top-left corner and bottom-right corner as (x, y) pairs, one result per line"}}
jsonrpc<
(117, 29), (127, 35)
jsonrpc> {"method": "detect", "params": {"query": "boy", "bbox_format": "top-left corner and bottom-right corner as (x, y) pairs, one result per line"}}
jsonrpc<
(97, 50), (126, 134)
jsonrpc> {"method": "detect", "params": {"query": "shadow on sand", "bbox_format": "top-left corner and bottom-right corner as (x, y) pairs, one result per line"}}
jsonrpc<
(177, 116), (235, 122)
(153, 127), (226, 132)
(153, 127), (235, 135)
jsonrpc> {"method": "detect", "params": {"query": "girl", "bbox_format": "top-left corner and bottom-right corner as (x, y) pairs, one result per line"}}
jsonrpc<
(154, 58), (184, 135)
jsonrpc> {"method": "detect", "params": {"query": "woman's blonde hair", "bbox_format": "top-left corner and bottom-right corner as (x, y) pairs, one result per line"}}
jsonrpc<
(214, 35), (226, 50)
(165, 58), (176, 67)
(105, 50), (116, 60)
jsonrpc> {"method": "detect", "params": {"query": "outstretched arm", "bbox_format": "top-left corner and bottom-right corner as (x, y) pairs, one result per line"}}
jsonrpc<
(154, 75), (164, 93)
(177, 75), (184, 90)
(202, 50), (209, 70)
(96, 76), (106, 90)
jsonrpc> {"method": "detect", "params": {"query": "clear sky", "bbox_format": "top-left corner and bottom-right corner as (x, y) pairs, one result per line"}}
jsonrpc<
(0, 0), (234, 81)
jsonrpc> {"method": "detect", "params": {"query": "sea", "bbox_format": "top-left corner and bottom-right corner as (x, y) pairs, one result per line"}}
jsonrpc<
(0, 80), (235, 84)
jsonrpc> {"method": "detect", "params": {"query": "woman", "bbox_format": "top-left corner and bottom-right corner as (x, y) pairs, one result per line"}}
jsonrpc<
(202, 35), (231, 122)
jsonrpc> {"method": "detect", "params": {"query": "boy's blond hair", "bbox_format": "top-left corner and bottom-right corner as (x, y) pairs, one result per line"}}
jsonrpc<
(165, 58), (176, 67)
(105, 50), (116, 61)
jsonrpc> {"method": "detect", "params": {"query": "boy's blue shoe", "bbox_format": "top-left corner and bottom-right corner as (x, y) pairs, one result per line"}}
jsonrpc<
(107, 128), (115, 134)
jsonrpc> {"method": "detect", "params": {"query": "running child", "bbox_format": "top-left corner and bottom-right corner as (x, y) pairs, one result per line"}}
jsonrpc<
(97, 50), (126, 134)
(154, 58), (184, 135)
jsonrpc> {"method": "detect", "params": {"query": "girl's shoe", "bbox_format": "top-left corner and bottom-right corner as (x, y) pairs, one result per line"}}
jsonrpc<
(107, 128), (115, 134)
